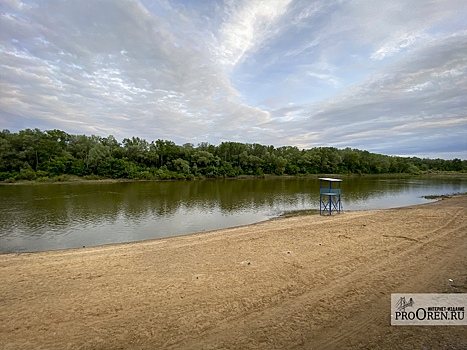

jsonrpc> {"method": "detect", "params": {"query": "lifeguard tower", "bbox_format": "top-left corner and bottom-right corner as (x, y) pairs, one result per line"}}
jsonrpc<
(319, 178), (343, 215)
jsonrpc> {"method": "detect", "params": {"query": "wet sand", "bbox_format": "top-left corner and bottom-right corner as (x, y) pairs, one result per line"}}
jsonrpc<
(1, 195), (466, 350)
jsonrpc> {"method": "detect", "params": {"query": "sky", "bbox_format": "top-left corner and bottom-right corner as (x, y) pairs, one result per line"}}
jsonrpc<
(1, 0), (466, 159)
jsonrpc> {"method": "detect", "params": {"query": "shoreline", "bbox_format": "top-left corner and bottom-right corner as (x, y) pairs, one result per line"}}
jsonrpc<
(1, 171), (466, 186)
(1, 195), (466, 349)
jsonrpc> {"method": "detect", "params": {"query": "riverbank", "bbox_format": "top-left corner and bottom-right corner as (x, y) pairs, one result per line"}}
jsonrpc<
(1, 195), (466, 349)
(1, 171), (466, 186)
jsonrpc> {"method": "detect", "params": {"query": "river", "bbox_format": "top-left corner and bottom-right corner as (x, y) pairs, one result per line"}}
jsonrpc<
(0, 175), (465, 253)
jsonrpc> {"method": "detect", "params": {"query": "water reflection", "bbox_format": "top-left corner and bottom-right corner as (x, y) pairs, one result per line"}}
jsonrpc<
(0, 176), (465, 253)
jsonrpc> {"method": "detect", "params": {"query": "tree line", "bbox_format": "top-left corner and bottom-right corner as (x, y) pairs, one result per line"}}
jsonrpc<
(0, 128), (465, 182)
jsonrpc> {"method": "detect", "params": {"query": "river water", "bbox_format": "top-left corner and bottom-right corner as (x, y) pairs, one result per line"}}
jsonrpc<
(0, 176), (465, 253)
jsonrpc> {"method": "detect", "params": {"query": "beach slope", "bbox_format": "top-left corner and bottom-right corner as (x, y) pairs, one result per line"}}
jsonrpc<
(1, 195), (466, 349)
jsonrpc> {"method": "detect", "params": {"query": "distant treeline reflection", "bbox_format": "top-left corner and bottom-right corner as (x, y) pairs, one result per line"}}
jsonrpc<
(1, 177), (450, 235)
(1, 128), (465, 182)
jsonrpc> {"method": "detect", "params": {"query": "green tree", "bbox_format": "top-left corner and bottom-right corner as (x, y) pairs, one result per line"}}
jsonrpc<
(87, 144), (111, 173)
(0, 127), (465, 181)
(122, 137), (149, 164)
(172, 158), (191, 174)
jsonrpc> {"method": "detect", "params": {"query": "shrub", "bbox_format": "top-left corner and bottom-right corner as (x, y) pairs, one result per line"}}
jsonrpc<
(83, 174), (102, 180)
(36, 176), (51, 182)
(19, 168), (37, 180)
(135, 171), (153, 180)
(52, 174), (72, 182)
(0, 172), (11, 181)
(36, 170), (49, 178)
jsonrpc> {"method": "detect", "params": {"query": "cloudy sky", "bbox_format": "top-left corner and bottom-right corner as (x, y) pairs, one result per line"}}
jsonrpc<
(1, 0), (466, 159)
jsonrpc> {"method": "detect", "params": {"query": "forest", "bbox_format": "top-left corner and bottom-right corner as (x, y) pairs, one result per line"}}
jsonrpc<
(0, 128), (465, 182)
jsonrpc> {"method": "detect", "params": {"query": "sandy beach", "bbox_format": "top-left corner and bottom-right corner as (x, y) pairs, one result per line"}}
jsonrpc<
(1, 195), (466, 350)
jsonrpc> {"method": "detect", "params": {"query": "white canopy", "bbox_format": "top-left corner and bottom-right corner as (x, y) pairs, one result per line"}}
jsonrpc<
(318, 178), (342, 182)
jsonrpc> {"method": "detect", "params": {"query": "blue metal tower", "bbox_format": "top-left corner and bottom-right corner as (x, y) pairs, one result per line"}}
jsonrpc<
(319, 178), (343, 215)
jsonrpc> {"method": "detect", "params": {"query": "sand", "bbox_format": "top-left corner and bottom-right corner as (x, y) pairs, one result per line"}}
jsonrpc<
(1, 195), (466, 350)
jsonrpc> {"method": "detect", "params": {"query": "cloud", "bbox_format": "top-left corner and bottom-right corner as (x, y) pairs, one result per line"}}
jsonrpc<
(0, 0), (270, 141)
(0, 0), (466, 159)
(264, 31), (467, 157)
(370, 32), (422, 60)
(215, 0), (293, 67)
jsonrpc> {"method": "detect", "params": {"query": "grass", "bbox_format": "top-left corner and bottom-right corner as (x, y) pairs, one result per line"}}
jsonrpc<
(423, 192), (467, 200)
(279, 209), (321, 218)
